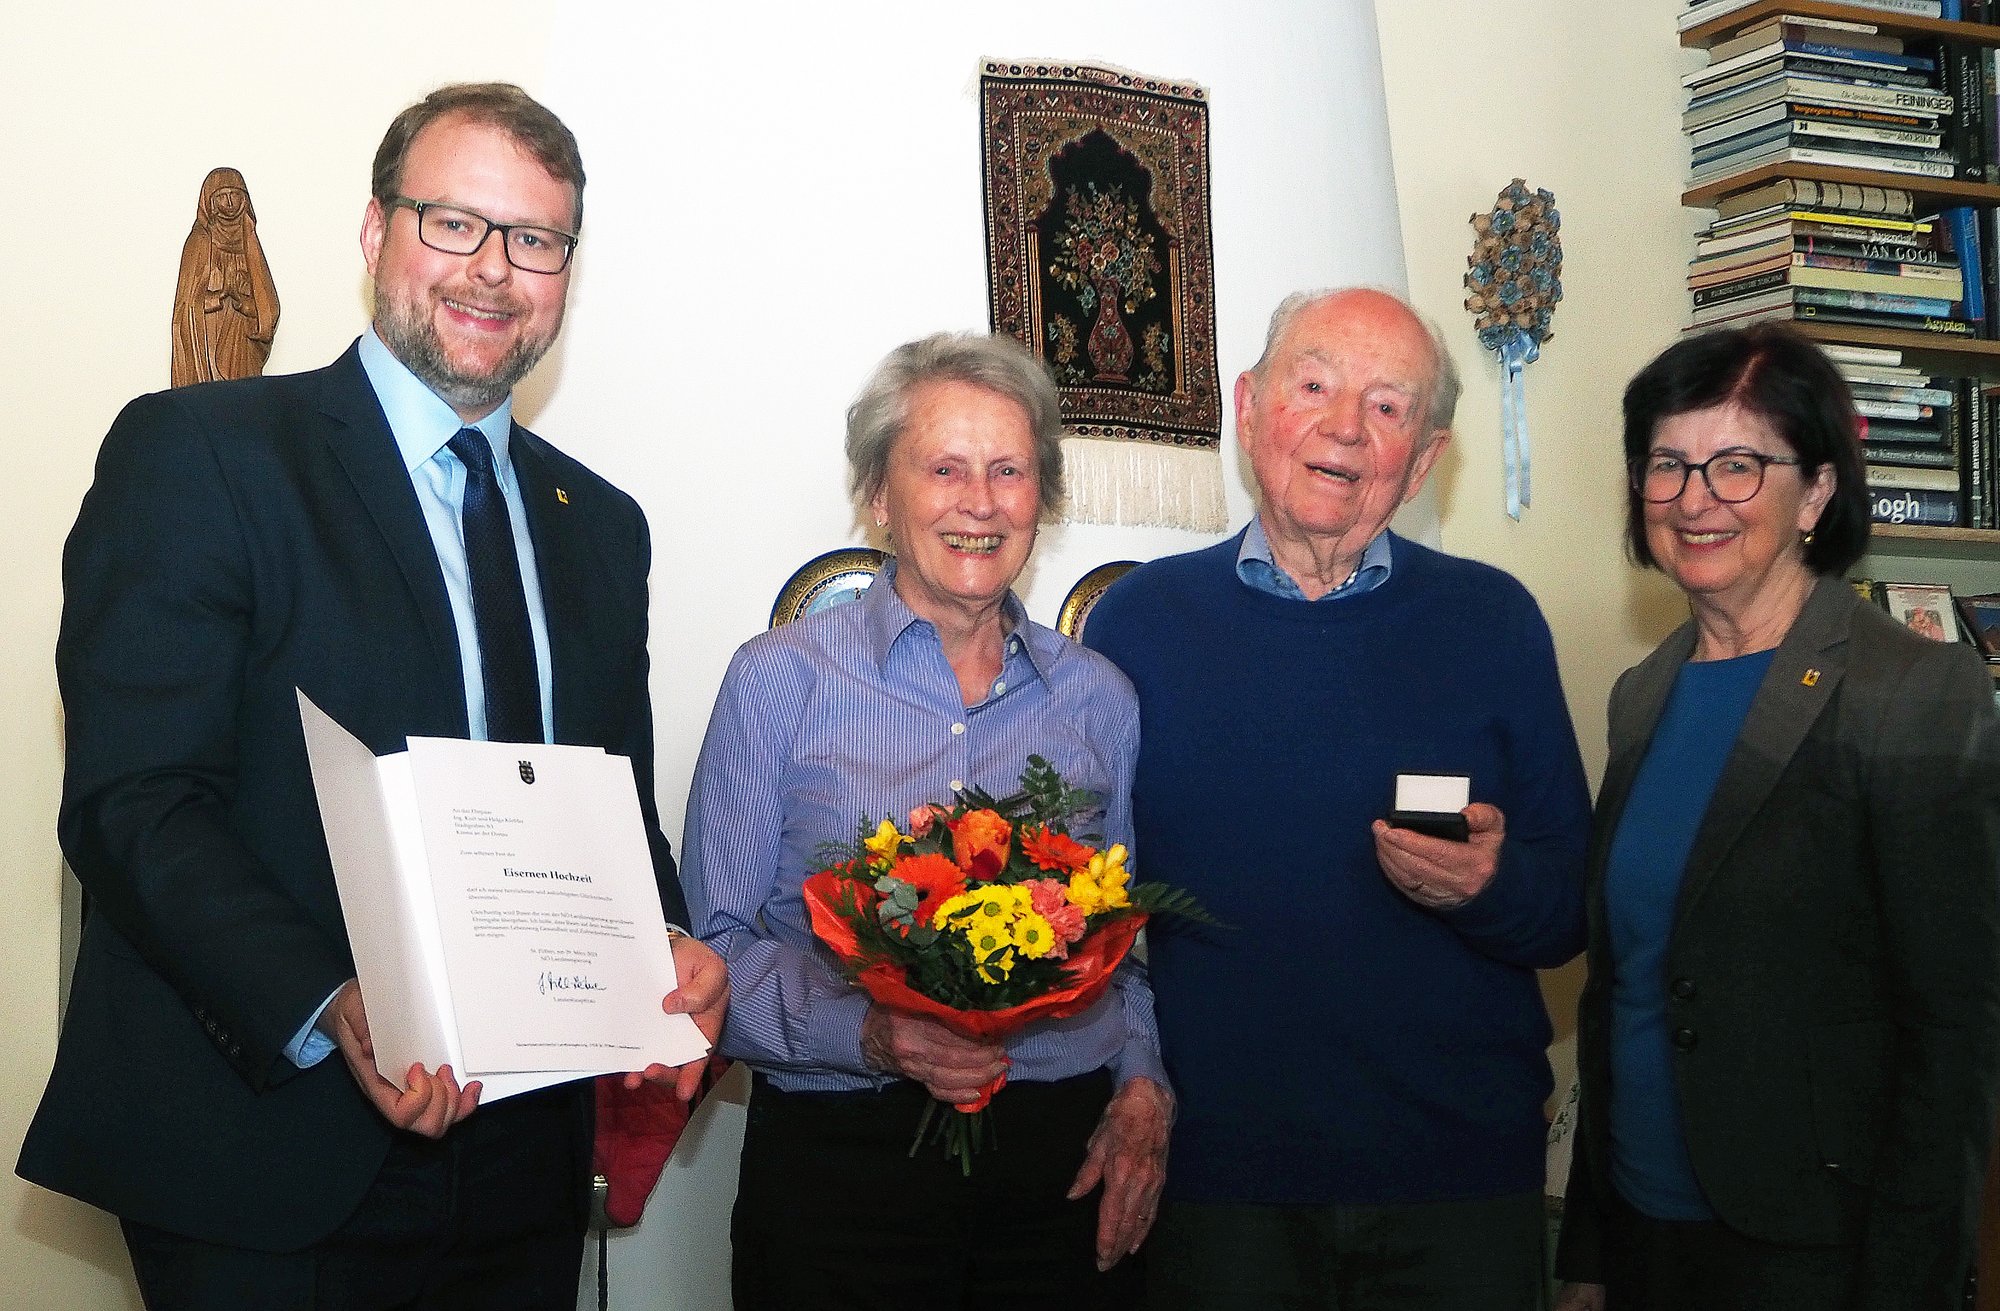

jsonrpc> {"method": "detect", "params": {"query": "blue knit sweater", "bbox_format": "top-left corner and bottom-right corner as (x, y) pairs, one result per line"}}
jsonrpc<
(1084, 532), (1590, 1205)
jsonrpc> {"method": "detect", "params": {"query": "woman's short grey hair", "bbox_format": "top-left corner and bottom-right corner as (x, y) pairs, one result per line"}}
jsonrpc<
(845, 332), (1066, 519)
(1252, 288), (1462, 435)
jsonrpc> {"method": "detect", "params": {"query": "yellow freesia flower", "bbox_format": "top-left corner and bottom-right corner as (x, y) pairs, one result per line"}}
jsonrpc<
(1067, 868), (1105, 916)
(863, 819), (905, 868)
(1069, 843), (1133, 915)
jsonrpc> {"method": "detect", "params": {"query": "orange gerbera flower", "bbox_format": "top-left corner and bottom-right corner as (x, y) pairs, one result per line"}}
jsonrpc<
(887, 852), (966, 927)
(1020, 824), (1094, 874)
(947, 809), (1013, 882)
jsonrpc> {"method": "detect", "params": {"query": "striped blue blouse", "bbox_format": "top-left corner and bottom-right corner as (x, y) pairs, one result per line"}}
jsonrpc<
(681, 562), (1165, 1094)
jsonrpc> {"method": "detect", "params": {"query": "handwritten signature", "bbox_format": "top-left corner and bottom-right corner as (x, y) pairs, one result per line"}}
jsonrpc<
(537, 971), (607, 996)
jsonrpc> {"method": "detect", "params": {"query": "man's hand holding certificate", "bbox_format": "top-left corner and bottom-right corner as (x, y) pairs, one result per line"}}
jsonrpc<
(299, 692), (715, 1122)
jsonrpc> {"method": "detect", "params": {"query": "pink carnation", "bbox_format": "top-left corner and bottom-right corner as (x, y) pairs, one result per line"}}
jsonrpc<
(1029, 879), (1087, 958)
(908, 804), (943, 839)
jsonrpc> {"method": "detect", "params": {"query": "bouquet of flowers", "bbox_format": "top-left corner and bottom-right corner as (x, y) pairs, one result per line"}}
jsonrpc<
(801, 755), (1212, 1173)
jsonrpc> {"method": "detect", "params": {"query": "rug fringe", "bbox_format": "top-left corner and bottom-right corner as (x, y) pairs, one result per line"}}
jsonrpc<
(1058, 435), (1227, 532)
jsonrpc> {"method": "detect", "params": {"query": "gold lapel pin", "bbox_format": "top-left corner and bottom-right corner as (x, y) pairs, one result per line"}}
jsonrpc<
(1802, 668), (1820, 687)
(556, 488), (570, 504)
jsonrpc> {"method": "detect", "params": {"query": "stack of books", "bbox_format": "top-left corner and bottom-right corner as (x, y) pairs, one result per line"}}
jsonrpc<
(1827, 342), (1986, 526)
(1689, 180), (1978, 334)
(1686, 15), (1959, 186)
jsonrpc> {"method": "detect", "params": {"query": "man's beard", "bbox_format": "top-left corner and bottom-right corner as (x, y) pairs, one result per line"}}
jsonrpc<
(375, 288), (553, 415)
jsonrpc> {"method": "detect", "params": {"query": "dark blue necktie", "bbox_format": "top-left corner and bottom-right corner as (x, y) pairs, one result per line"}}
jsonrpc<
(448, 428), (542, 744)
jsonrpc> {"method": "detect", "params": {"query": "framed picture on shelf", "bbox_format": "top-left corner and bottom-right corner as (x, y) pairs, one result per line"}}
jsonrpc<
(1880, 582), (1963, 644)
(1955, 592), (2000, 662)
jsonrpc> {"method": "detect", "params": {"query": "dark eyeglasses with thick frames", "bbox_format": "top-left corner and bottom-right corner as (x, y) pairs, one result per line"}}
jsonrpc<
(1632, 450), (1801, 504)
(390, 198), (577, 274)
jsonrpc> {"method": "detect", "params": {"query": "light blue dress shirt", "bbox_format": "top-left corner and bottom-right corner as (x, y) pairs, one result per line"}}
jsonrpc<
(358, 329), (555, 744)
(285, 330), (555, 1067)
(1235, 516), (1394, 601)
(682, 561), (1166, 1095)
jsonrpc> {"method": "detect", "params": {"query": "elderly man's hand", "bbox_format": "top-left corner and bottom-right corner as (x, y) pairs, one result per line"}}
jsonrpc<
(1372, 802), (1505, 910)
(860, 1008), (1009, 1105)
(621, 935), (731, 1100)
(324, 978), (482, 1138)
(1067, 1076), (1172, 1270)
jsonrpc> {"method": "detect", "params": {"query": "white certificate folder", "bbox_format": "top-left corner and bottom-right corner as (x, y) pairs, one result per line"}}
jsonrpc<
(298, 690), (707, 1101)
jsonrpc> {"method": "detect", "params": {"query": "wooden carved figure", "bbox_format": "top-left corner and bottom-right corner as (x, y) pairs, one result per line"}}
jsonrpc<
(171, 167), (279, 386)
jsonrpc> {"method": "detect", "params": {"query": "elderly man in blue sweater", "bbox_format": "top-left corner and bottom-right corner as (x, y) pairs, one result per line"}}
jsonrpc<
(1084, 287), (1589, 1310)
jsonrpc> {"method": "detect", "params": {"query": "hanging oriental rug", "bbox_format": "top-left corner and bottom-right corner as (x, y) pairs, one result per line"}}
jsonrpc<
(980, 59), (1224, 531)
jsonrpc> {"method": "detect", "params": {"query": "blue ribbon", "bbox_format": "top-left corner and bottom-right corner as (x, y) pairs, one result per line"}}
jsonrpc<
(1497, 330), (1538, 521)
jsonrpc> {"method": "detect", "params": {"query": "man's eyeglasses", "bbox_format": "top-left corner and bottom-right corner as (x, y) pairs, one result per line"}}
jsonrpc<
(390, 198), (577, 274)
(1632, 450), (1801, 504)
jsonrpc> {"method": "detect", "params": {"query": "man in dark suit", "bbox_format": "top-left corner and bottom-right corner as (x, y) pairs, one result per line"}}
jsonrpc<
(17, 83), (726, 1309)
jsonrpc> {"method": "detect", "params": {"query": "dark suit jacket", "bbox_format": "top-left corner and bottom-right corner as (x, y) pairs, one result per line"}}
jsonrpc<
(17, 343), (687, 1251)
(1557, 576), (2000, 1308)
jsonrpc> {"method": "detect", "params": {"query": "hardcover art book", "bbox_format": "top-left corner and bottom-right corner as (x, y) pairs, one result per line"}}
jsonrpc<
(1880, 581), (1965, 640)
(1954, 592), (2000, 660)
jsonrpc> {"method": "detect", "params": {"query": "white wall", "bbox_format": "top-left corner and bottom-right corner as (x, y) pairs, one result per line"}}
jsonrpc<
(4, 3), (1420, 1308)
(532, 2), (1416, 812)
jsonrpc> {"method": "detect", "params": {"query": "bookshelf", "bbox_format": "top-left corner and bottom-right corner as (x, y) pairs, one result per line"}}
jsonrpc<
(1687, 2), (2000, 45)
(1678, 19), (2000, 1300)
(1683, 2), (2000, 48)
(1874, 519), (2000, 543)
(1681, 2), (2000, 545)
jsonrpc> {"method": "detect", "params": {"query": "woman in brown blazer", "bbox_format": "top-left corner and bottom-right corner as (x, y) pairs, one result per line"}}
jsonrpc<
(1555, 324), (2000, 1311)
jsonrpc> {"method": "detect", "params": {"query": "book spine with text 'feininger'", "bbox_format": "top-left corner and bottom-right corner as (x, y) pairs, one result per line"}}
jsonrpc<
(1687, 79), (1954, 126)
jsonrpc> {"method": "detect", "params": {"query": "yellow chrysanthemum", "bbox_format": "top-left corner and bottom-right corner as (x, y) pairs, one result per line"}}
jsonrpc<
(933, 885), (1025, 932)
(975, 951), (1016, 985)
(1011, 910), (1056, 958)
(968, 923), (1012, 960)
(932, 889), (981, 928)
(863, 819), (905, 869)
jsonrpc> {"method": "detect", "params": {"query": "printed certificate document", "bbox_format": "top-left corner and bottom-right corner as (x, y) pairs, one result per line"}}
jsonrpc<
(298, 691), (707, 1101)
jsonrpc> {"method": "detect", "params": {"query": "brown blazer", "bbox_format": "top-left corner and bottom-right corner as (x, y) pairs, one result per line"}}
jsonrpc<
(1558, 576), (2000, 1309)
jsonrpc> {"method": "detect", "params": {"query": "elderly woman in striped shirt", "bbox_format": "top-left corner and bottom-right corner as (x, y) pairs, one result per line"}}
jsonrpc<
(683, 332), (1171, 1310)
